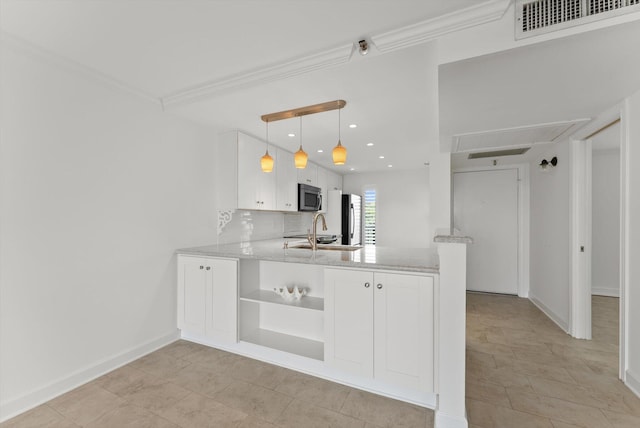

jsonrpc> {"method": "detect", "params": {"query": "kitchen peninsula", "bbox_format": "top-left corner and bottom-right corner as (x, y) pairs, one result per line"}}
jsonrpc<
(176, 236), (470, 428)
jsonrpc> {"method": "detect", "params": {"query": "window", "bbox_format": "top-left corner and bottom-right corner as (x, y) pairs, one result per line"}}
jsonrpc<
(363, 189), (376, 245)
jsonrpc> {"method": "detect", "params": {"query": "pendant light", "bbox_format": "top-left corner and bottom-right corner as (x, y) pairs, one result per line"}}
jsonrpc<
(332, 107), (347, 165)
(294, 116), (308, 169)
(260, 121), (274, 173)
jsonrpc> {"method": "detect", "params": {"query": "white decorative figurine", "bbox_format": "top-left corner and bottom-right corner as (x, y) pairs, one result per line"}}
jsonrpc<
(273, 285), (307, 301)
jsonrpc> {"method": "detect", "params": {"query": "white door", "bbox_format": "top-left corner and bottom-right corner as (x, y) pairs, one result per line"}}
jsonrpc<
(206, 258), (238, 343)
(177, 256), (208, 335)
(373, 273), (434, 392)
(453, 169), (519, 295)
(324, 268), (374, 378)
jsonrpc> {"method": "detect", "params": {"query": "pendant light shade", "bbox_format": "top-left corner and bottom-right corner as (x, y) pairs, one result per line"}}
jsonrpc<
(332, 107), (347, 165)
(294, 146), (308, 169)
(294, 116), (308, 169)
(261, 150), (274, 172)
(261, 121), (274, 173)
(332, 140), (347, 165)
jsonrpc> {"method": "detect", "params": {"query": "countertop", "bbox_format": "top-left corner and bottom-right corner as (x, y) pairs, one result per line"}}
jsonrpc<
(177, 239), (439, 274)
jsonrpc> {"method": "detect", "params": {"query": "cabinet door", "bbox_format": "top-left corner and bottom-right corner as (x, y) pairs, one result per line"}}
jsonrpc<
(324, 268), (374, 377)
(206, 258), (238, 343)
(237, 135), (263, 210)
(327, 170), (343, 192)
(177, 256), (209, 335)
(276, 148), (297, 211)
(317, 167), (328, 213)
(297, 163), (317, 186)
(373, 273), (434, 392)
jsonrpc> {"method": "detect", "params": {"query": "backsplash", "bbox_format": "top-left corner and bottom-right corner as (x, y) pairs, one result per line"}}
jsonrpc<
(217, 210), (314, 244)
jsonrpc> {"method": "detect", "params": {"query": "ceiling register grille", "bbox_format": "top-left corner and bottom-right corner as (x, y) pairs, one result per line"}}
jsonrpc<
(517, 0), (640, 37)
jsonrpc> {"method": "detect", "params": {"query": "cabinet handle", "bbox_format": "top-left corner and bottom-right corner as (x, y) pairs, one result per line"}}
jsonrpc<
(206, 266), (211, 271)
(364, 282), (370, 288)
(199, 266), (204, 269)
(377, 283), (383, 289)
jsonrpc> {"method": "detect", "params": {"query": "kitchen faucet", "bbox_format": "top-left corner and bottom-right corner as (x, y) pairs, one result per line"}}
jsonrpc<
(307, 212), (327, 251)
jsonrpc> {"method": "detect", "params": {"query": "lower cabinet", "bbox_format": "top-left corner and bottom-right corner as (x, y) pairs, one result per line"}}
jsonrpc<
(324, 268), (434, 392)
(177, 255), (238, 343)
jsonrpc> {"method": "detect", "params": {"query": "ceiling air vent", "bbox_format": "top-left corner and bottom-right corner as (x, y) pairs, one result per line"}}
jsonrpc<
(516, 0), (640, 39)
(468, 148), (531, 159)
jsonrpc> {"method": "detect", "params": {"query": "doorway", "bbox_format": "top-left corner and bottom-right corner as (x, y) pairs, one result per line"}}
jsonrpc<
(571, 114), (626, 381)
(452, 166), (529, 296)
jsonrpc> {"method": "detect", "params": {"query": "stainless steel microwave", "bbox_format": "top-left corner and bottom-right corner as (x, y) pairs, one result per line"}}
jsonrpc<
(298, 183), (322, 211)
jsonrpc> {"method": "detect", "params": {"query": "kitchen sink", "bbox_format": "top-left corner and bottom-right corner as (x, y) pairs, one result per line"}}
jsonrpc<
(291, 244), (361, 251)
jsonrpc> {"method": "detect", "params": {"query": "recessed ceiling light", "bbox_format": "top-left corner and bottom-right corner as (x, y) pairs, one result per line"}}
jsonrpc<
(317, 149), (324, 153)
(388, 164), (393, 168)
(379, 155), (385, 159)
(366, 143), (374, 147)
(349, 124), (357, 129)
(350, 167), (355, 171)
(288, 133), (296, 137)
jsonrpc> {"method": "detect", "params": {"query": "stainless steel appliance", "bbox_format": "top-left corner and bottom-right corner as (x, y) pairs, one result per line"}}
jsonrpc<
(341, 193), (362, 245)
(298, 183), (322, 211)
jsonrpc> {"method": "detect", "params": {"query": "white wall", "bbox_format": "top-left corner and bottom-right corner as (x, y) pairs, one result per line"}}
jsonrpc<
(343, 169), (430, 248)
(528, 141), (571, 331)
(0, 42), (217, 420)
(623, 89), (640, 394)
(591, 145), (620, 297)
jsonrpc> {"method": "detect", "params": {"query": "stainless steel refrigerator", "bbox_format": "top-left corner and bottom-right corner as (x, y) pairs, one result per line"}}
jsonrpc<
(341, 193), (362, 245)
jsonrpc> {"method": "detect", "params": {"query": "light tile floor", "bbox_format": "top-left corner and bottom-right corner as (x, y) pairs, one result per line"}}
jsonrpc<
(1, 342), (433, 428)
(4, 294), (638, 428)
(466, 293), (640, 428)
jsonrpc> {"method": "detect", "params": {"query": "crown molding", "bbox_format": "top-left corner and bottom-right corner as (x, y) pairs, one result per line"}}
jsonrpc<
(2, 1), (511, 110)
(372, 0), (511, 53)
(0, 31), (161, 107)
(161, 44), (354, 109)
(163, 1), (510, 109)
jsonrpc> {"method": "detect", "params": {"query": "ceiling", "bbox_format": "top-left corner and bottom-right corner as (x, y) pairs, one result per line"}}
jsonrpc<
(1, 0), (492, 172)
(2, 1), (640, 173)
(441, 19), (640, 167)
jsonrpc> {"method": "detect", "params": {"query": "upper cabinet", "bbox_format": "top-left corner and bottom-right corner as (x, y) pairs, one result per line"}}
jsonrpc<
(317, 167), (327, 213)
(327, 170), (343, 192)
(216, 131), (342, 212)
(237, 134), (276, 210)
(217, 131), (276, 211)
(297, 163), (317, 186)
(276, 148), (297, 211)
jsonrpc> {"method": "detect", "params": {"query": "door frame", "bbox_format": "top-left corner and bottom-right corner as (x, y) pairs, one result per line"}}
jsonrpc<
(569, 105), (626, 381)
(452, 164), (530, 298)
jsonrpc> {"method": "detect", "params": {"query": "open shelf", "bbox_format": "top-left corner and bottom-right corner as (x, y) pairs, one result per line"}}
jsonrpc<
(241, 328), (324, 361)
(240, 289), (324, 311)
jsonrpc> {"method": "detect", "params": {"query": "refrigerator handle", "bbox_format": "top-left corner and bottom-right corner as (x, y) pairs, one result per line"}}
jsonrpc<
(350, 204), (355, 238)
(317, 194), (322, 211)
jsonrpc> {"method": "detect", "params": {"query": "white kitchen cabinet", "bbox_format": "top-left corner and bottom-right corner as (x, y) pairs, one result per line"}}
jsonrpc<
(237, 134), (276, 210)
(327, 170), (343, 192)
(237, 260), (325, 360)
(324, 268), (374, 377)
(317, 166), (328, 213)
(177, 255), (238, 343)
(297, 162), (317, 186)
(324, 268), (434, 392)
(216, 131), (276, 211)
(275, 148), (297, 211)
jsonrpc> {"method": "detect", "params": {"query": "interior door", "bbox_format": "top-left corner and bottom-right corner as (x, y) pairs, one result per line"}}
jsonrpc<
(453, 169), (519, 295)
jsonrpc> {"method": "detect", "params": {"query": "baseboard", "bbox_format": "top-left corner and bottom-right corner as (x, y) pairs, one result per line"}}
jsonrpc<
(435, 411), (468, 428)
(591, 286), (620, 297)
(0, 330), (180, 423)
(529, 295), (569, 333)
(625, 369), (640, 399)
